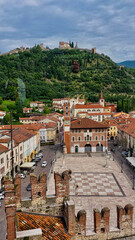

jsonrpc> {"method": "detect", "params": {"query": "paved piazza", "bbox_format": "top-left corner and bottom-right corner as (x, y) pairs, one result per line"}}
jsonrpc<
(70, 172), (124, 197)
(47, 153), (135, 234)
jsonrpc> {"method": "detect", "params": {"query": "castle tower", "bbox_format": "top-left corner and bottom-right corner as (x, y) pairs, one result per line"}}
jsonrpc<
(99, 91), (105, 107)
(64, 102), (71, 153)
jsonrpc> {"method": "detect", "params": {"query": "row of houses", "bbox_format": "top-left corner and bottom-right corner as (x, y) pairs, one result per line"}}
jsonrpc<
(0, 127), (38, 189)
(0, 118), (61, 188)
(53, 92), (117, 120)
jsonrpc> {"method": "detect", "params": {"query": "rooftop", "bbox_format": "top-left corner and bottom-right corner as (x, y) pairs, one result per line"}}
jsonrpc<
(17, 212), (71, 240)
(70, 118), (108, 129)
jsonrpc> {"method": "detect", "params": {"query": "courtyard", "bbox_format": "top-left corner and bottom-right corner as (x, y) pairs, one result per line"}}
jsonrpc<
(47, 152), (135, 235)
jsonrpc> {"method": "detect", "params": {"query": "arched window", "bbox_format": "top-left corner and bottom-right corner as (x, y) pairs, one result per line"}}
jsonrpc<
(95, 136), (98, 141)
(101, 136), (104, 140)
(78, 136), (81, 141)
(87, 135), (89, 141)
(72, 137), (75, 141)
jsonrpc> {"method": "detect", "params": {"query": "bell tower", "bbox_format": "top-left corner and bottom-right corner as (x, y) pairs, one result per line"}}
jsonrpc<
(99, 91), (105, 107)
(64, 102), (71, 153)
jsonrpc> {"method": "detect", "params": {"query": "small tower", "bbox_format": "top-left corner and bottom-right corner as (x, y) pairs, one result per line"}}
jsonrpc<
(75, 42), (78, 49)
(99, 91), (105, 107)
(64, 102), (71, 153)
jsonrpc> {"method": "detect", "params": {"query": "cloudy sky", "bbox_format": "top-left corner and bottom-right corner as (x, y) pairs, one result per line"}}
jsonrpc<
(0, 0), (135, 62)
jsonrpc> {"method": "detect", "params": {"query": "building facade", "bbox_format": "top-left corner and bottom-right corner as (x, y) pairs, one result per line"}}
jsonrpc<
(64, 103), (108, 153)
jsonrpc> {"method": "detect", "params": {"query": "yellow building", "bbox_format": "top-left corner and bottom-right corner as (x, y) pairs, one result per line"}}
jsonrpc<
(103, 119), (118, 140)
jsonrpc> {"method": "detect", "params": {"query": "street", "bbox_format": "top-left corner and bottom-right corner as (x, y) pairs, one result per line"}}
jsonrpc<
(0, 144), (62, 240)
(108, 141), (135, 189)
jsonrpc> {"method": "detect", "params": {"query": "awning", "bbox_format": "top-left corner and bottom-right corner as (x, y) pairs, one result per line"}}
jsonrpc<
(20, 162), (35, 169)
(126, 157), (135, 168)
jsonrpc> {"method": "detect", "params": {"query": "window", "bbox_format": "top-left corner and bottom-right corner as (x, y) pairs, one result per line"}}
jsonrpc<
(101, 136), (104, 140)
(95, 136), (98, 141)
(72, 130), (74, 133)
(79, 130), (81, 133)
(102, 129), (104, 132)
(84, 129), (87, 132)
(89, 129), (92, 132)
(90, 136), (91, 141)
(98, 129), (100, 132)
(20, 146), (22, 151)
(75, 130), (77, 133)
(1, 158), (4, 164)
(72, 137), (75, 141)
(87, 135), (89, 141)
(84, 137), (86, 141)
(78, 137), (81, 141)
(95, 129), (97, 132)
(6, 155), (8, 161)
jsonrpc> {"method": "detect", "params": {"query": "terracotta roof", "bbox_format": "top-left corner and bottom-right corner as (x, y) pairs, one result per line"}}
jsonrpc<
(0, 144), (8, 154)
(113, 112), (130, 118)
(77, 112), (112, 116)
(23, 108), (33, 110)
(0, 138), (10, 143)
(17, 212), (71, 240)
(103, 119), (118, 126)
(74, 104), (103, 109)
(46, 122), (57, 129)
(117, 122), (135, 138)
(71, 118), (108, 129)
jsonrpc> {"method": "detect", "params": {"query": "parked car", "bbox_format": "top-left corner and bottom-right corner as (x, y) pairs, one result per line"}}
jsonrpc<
(35, 156), (41, 161)
(41, 161), (47, 167)
(0, 193), (4, 200)
(20, 173), (25, 179)
(36, 153), (43, 158)
(26, 183), (31, 191)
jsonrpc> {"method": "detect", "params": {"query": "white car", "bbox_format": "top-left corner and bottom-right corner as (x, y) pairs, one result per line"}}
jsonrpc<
(0, 193), (4, 200)
(41, 161), (47, 167)
(20, 173), (25, 179)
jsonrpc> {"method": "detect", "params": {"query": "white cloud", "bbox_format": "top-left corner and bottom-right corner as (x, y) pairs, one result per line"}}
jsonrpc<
(0, 26), (16, 32)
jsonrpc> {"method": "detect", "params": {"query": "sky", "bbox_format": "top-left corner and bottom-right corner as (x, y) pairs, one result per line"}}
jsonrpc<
(0, 0), (135, 62)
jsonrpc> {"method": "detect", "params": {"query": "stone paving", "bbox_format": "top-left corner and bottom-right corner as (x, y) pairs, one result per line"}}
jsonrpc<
(47, 153), (135, 235)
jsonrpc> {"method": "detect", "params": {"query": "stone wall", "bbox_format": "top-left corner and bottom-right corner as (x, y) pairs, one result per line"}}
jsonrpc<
(30, 172), (46, 205)
(54, 170), (71, 203)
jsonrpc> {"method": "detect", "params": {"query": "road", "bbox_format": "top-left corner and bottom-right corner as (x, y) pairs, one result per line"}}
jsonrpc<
(0, 144), (62, 240)
(108, 141), (135, 188)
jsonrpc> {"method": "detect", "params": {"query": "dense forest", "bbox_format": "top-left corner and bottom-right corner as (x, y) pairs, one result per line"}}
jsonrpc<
(0, 45), (135, 113)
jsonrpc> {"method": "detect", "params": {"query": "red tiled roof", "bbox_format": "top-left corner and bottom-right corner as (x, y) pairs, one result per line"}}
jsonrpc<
(103, 119), (118, 126)
(117, 122), (135, 138)
(17, 212), (71, 240)
(0, 138), (10, 143)
(0, 144), (8, 154)
(74, 104), (103, 109)
(77, 112), (112, 116)
(71, 118), (108, 129)
(46, 122), (57, 129)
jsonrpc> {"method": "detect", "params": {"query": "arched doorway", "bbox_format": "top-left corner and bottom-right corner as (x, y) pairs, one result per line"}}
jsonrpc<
(75, 146), (78, 153)
(85, 144), (91, 152)
(96, 144), (103, 152)
(110, 136), (114, 140)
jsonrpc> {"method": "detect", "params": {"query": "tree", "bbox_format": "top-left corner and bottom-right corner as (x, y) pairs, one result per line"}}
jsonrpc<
(0, 97), (3, 105)
(3, 113), (10, 124)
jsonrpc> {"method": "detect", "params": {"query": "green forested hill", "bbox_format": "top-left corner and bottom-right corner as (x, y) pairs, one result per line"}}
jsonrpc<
(0, 46), (135, 110)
